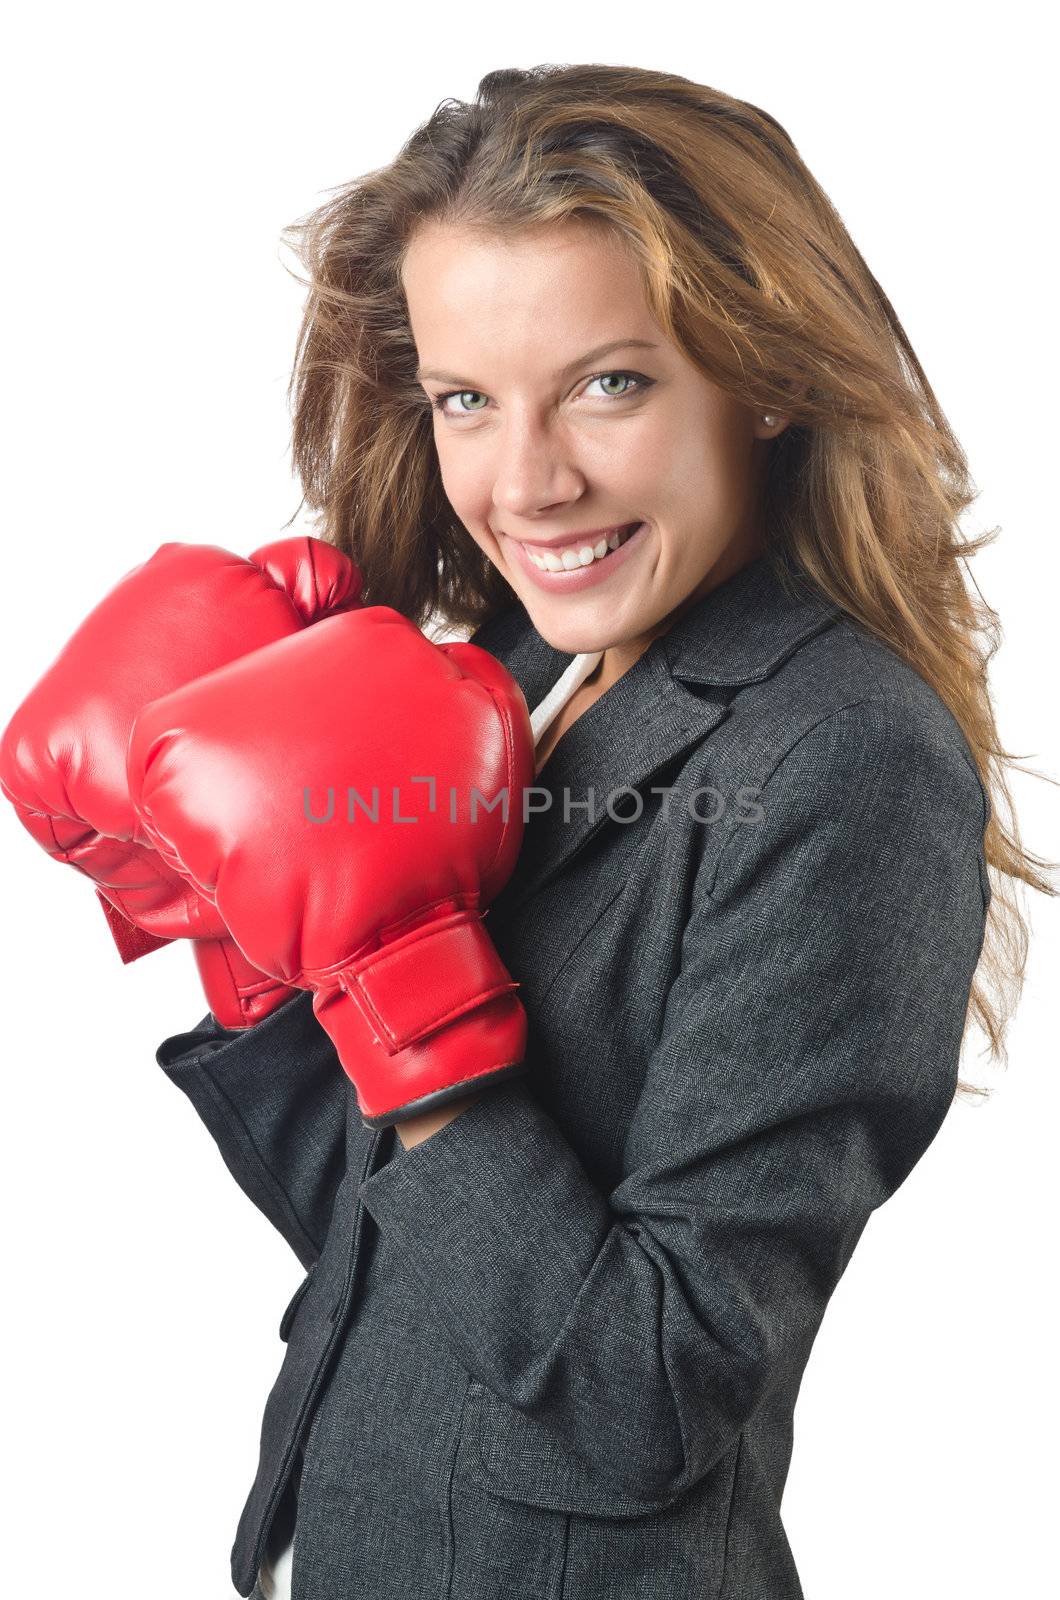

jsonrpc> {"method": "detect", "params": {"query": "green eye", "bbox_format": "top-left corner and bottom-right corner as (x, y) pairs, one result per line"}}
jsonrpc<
(431, 390), (488, 415)
(592, 373), (638, 398)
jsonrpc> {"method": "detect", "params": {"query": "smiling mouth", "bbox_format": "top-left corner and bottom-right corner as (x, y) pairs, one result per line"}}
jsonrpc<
(522, 522), (642, 573)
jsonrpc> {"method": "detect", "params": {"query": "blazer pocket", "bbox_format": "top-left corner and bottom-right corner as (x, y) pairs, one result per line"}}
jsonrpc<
(463, 1381), (695, 1521)
(278, 1262), (317, 1342)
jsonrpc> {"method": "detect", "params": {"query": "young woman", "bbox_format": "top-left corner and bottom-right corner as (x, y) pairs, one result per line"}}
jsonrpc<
(3, 63), (1053, 1600)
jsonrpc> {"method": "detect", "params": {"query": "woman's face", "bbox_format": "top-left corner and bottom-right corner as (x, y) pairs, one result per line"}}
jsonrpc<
(402, 219), (788, 666)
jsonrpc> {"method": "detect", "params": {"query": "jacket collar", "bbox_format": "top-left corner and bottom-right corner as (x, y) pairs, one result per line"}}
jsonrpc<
(472, 549), (841, 703)
(658, 548), (843, 686)
(469, 550), (843, 910)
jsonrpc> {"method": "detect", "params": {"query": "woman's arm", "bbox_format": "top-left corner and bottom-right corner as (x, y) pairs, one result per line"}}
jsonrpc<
(356, 699), (990, 1510)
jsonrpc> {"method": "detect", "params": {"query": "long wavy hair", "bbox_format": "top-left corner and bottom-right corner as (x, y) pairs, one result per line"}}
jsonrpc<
(276, 62), (1056, 1096)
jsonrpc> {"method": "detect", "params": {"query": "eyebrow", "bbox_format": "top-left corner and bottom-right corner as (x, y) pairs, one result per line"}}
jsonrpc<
(415, 338), (660, 387)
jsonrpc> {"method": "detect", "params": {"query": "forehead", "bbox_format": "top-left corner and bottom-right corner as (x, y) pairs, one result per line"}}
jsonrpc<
(401, 220), (655, 356)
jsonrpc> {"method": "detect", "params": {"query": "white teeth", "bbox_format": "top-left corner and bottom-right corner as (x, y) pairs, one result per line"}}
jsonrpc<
(526, 524), (638, 573)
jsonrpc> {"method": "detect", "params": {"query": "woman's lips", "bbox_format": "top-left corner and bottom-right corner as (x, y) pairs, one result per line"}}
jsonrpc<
(505, 521), (649, 594)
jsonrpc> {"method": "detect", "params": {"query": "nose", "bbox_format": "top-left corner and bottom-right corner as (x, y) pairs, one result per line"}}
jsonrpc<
(488, 415), (587, 524)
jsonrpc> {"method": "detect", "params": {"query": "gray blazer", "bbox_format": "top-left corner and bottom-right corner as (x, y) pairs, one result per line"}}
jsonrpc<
(156, 549), (990, 1599)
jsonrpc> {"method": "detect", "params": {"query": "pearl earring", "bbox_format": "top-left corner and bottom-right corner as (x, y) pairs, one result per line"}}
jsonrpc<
(762, 413), (777, 427)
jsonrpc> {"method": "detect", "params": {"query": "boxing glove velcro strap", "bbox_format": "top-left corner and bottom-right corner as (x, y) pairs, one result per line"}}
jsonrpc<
(96, 888), (175, 963)
(336, 910), (519, 1053)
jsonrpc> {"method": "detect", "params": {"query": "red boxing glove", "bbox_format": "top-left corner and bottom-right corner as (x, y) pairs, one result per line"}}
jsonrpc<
(1, 536), (363, 1027)
(128, 607), (535, 1125)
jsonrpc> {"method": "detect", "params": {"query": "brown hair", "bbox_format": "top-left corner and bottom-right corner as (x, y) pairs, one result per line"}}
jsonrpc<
(277, 62), (1056, 1094)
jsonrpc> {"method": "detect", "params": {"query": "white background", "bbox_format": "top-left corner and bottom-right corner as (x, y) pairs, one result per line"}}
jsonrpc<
(2, 4), (1057, 1596)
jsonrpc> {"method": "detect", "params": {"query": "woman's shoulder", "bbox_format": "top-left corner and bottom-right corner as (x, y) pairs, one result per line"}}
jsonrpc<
(684, 612), (990, 874)
(686, 616), (992, 933)
(728, 612), (981, 788)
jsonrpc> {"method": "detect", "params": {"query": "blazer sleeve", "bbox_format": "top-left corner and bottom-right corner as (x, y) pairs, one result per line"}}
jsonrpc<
(156, 989), (350, 1270)
(357, 699), (991, 1506)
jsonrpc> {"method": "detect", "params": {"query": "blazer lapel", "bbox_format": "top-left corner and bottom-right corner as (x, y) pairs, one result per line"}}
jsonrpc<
(468, 551), (843, 913)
